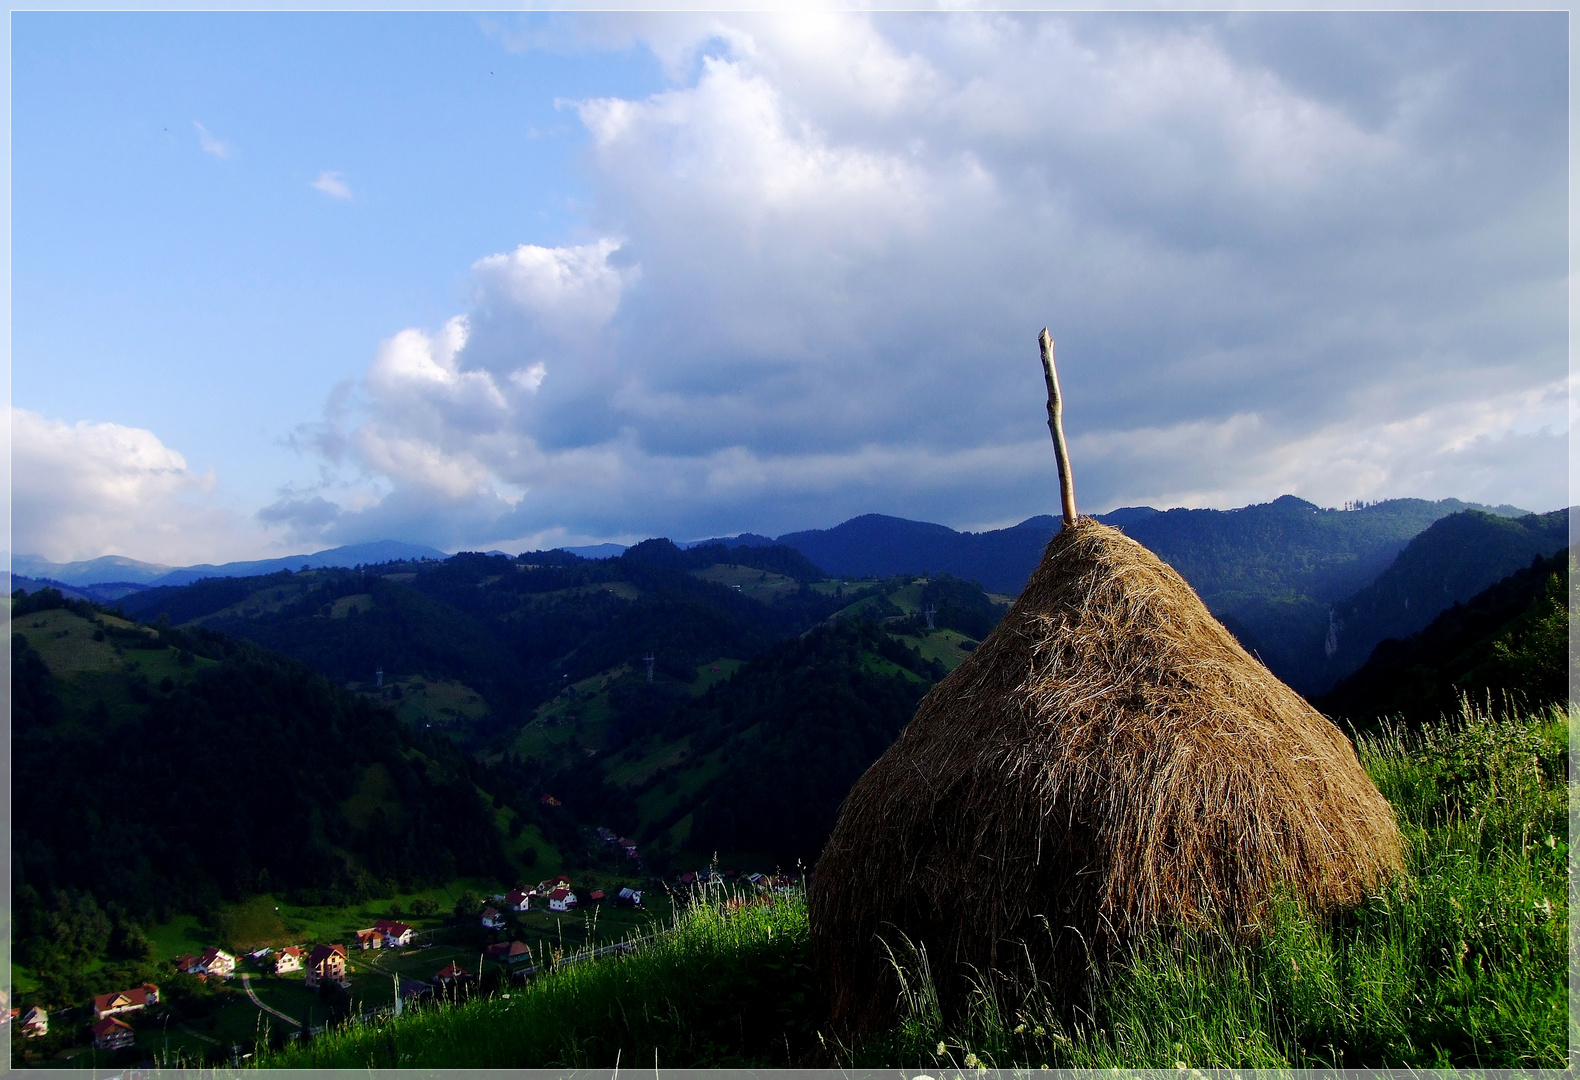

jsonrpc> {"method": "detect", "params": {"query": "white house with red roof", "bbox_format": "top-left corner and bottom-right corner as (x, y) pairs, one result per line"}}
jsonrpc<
(546, 887), (578, 912)
(274, 946), (303, 975)
(375, 919), (414, 946)
(503, 889), (531, 912)
(199, 947), (236, 976)
(92, 983), (159, 1020)
(481, 906), (506, 930)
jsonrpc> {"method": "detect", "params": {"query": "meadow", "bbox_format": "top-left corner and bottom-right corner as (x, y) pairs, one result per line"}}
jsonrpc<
(244, 699), (1570, 1070)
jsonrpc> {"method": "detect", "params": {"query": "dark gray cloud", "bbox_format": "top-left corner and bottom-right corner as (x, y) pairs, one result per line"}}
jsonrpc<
(284, 13), (1567, 551)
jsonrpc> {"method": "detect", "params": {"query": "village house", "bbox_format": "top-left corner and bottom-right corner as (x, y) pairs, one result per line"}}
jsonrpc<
(587, 889), (605, 905)
(197, 946), (236, 977)
(303, 944), (349, 989)
(354, 928), (383, 950)
(546, 887), (577, 912)
(374, 919), (415, 947)
(92, 1016), (136, 1051)
(503, 889), (531, 912)
(432, 962), (471, 987)
(617, 887), (643, 908)
(481, 906), (506, 930)
(484, 941), (533, 965)
(274, 946), (304, 975)
(92, 983), (159, 1020)
(537, 874), (572, 893)
(19, 1007), (47, 1038)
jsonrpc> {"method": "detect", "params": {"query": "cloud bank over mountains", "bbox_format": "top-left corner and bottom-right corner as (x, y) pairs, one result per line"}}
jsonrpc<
(16, 14), (1568, 562)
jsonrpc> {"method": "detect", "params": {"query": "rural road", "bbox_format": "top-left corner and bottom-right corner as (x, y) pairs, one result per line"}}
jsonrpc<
(239, 973), (303, 1028)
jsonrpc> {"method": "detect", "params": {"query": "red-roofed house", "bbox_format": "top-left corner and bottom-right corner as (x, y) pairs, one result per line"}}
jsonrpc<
(481, 906), (506, 930)
(374, 920), (415, 947)
(304, 944), (348, 989)
(432, 962), (471, 985)
(588, 889), (605, 904)
(355, 928), (383, 950)
(92, 1016), (135, 1050)
(274, 947), (303, 975)
(546, 887), (577, 912)
(503, 889), (531, 912)
(93, 983), (159, 1020)
(484, 941), (533, 964)
(199, 947), (236, 977)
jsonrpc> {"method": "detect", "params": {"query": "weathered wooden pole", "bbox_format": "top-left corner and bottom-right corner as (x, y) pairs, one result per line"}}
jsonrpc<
(1038, 328), (1079, 529)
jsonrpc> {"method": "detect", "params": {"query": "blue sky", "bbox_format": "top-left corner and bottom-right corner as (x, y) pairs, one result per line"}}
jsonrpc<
(10, 12), (1570, 564)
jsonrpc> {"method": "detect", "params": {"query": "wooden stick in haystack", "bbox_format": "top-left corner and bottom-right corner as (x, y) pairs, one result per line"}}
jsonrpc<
(1038, 328), (1078, 529)
(807, 326), (1405, 1044)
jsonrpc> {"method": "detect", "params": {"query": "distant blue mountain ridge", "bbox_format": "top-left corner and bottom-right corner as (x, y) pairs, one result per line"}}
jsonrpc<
(10, 539), (449, 589)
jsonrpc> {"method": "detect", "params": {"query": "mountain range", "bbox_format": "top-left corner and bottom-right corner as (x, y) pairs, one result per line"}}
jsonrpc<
(10, 540), (449, 590)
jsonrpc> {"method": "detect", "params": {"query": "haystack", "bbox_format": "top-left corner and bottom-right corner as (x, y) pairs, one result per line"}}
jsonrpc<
(808, 334), (1403, 1040)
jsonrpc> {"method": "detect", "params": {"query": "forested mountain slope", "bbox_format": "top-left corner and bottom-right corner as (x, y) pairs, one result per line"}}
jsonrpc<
(1318, 548), (1569, 727)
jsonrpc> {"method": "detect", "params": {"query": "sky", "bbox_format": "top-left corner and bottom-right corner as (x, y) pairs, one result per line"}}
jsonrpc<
(9, 11), (1571, 565)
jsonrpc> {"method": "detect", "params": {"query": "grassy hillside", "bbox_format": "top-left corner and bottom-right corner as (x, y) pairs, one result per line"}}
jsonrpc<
(242, 701), (1566, 1070)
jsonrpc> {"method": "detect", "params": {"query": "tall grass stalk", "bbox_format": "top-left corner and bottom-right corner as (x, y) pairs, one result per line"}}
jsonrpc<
(862, 701), (1570, 1070)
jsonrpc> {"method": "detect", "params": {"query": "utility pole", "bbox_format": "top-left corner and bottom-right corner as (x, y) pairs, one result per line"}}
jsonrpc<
(924, 605), (936, 631)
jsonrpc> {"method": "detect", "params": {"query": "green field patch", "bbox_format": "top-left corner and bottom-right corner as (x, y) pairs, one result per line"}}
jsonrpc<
(521, 667), (627, 754)
(603, 737), (694, 789)
(214, 896), (294, 952)
(187, 581), (311, 625)
(859, 651), (928, 683)
(146, 913), (212, 963)
(808, 578), (880, 596)
(329, 593), (375, 619)
(689, 657), (743, 695)
(513, 582), (642, 613)
(689, 565), (800, 602)
(898, 628), (980, 673)
(385, 677), (490, 730)
(829, 594), (893, 621)
(16, 609), (135, 674)
(885, 581), (927, 613)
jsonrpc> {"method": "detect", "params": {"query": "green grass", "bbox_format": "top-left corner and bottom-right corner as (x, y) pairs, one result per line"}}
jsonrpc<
(250, 888), (815, 1069)
(382, 676), (491, 729)
(898, 628), (979, 672)
(689, 565), (801, 602)
(862, 700), (1570, 1070)
(232, 701), (1572, 1069)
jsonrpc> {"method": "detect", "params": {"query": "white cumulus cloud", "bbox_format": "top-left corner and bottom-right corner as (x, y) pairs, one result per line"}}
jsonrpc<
(11, 408), (272, 565)
(312, 171), (352, 199)
(280, 13), (1566, 551)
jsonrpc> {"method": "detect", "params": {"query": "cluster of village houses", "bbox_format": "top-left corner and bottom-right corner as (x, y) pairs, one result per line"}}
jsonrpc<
(479, 874), (643, 930)
(9, 869), (792, 1054)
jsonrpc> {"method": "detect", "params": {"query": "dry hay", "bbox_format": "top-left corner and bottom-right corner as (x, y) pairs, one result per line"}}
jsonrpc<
(809, 518), (1403, 1039)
